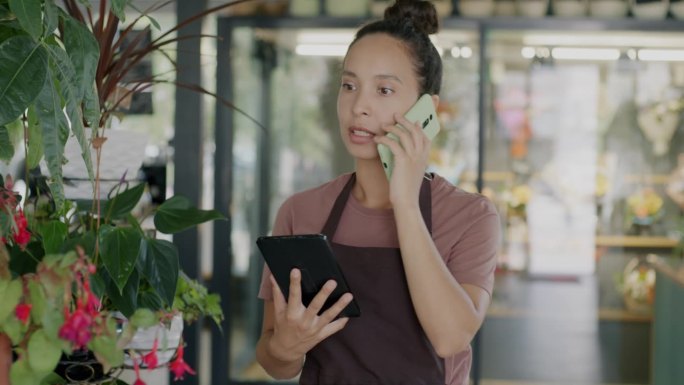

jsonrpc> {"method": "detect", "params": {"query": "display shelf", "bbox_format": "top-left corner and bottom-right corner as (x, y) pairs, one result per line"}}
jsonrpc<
(595, 236), (679, 249)
(223, 14), (684, 32)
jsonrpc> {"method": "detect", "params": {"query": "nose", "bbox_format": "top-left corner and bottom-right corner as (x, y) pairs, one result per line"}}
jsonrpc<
(351, 91), (371, 117)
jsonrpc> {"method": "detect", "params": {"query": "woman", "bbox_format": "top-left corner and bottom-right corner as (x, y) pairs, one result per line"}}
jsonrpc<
(255, 1), (500, 384)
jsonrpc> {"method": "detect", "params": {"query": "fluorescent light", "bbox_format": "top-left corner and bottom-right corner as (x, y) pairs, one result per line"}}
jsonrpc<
(295, 44), (348, 57)
(551, 47), (620, 61)
(523, 32), (684, 48)
(460, 46), (473, 58)
(521, 46), (536, 59)
(296, 30), (354, 45)
(451, 47), (461, 58)
(638, 49), (684, 61)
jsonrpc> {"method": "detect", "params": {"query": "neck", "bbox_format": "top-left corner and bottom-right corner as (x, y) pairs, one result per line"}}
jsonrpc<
(353, 159), (391, 209)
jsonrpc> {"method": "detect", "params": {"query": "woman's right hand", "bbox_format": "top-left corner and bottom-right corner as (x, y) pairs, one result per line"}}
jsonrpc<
(267, 268), (353, 362)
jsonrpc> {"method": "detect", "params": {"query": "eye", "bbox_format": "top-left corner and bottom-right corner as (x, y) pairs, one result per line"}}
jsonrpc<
(341, 82), (356, 91)
(378, 87), (394, 96)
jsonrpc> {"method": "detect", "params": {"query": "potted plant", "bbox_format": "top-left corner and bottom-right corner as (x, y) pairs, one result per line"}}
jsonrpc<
(0, 0), (258, 383)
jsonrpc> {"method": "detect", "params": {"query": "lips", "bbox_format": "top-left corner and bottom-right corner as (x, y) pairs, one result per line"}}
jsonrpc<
(349, 126), (376, 144)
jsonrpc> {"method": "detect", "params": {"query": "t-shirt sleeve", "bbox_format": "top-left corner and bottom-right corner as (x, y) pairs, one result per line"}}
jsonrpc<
(447, 198), (501, 296)
(257, 198), (295, 300)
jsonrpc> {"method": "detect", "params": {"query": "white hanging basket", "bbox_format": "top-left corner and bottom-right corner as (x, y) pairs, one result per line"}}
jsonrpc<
(116, 312), (184, 368)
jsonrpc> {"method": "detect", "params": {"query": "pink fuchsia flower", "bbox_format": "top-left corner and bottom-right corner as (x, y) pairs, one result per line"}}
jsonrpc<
(11, 210), (30, 249)
(58, 308), (93, 349)
(169, 339), (196, 381)
(14, 303), (31, 324)
(141, 338), (159, 369)
(132, 351), (147, 385)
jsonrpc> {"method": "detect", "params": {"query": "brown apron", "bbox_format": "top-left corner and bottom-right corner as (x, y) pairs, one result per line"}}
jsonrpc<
(300, 173), (445, 385)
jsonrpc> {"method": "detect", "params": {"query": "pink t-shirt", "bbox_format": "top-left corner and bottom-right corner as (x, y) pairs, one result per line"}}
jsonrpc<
(258, 173), (500, 385)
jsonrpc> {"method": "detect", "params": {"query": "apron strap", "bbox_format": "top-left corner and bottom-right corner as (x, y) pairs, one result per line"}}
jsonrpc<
(321, 173), (433, 240)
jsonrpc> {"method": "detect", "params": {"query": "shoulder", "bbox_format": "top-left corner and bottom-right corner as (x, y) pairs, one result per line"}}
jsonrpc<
(273, 173), (353, 235)
(430, 174), (498, 219)
(429, 174), (500, 244)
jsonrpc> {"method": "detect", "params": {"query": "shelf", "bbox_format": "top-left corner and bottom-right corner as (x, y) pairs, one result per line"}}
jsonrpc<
(487, 305), (652, 322)
(595, 236), (679, 249)
(220, 14), (684, 32)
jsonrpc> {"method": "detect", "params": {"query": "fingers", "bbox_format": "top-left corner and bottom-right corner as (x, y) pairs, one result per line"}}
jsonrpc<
(304, 279), (338, 318)
(319, 317), (350, 340)
(270, 274), (287, 315)
(319, 292), (354, 324)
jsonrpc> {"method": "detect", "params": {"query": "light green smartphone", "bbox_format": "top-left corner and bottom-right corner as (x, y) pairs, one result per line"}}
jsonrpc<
(377, 94), (441, 180)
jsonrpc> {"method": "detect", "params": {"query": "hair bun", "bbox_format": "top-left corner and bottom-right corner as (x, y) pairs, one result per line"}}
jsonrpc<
(384, 0), (439, 35)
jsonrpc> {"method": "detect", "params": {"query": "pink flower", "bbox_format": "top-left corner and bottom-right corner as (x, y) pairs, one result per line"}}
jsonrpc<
(132, 351), (147, 385)
(141, 338), (159, 369)
(14, 303), (31, 324)
(58, 308), (93, 349)
(169, 339), (195, 381)
(11, 210), (30, 249)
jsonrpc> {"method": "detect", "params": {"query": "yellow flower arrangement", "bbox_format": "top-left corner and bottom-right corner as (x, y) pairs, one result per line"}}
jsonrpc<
(627, 188), (664, 226)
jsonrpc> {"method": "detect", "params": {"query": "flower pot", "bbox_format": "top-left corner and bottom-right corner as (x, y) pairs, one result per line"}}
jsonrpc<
(495, 0), (518, 15)
(516, 0), (550, 17)
(117, 313), (184, 368)
(460, 0), (495, 17)
(588, 0), (629, 17)
(621, 256), (656, 313)
(552, 0), (589, 16)
(630, 0), (669, 19)
(54, 350), (113, 384)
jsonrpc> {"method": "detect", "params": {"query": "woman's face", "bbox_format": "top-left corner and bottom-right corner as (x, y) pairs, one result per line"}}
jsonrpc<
(337, 33), (421, 161)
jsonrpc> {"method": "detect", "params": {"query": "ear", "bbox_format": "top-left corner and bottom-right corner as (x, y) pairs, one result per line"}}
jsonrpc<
(431, 94), (440, 110)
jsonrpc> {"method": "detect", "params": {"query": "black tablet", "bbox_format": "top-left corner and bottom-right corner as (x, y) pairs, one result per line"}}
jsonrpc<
(256, 233), (361, 318)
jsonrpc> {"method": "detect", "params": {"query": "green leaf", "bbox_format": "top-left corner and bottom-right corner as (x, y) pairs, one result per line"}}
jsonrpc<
(28, 329), (61, 374)
(103, 267), (139, 317)
(8, 0), (41, 39)
(0, 35), (48, 126)
(34, 73), (68, 212)
(154, 195), (226, 234)
(0, 279), (22, 323)
(129, 308), (157, 328)
(140, 238), (178, 307)
(10, 357), (42, 385)
(62, 14), (100, 105)
(90, 334), (124, 371)
(0, 123), (13, 161)
(2, 315), (21, 344)
(104, 183), (145, 220)
(26, 105), (43, 168)
(39, 220), (68, 254)
(43, 0), (58, 36)
(137, 289), (163, 311)
(110, 0), (127, 22)
(40, 306), (63, 341)
(39, 372), (67, 385)
(82, 82), (100, 127)
(45, 44), (95, 189)
(27, 280), (46, 325)
(99, 226), (142, 293)
(59, 229), (96, 256)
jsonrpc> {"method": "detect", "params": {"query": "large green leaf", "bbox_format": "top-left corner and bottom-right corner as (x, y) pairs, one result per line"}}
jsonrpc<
(27, 329), (61, 375)
(0, 123), (12, 161)
(43, 0), (58, 37)
(34, 73), (68, 211)
(0, 118), (21, 161)
(8, 0), (41, 39)
(104, 183), (145, 220)
(10, 358), (42, 385)
(45, 44), (95, 186)
(154, 195), (226, 234)
(27, 280), (46, 325)
(99, 225), (142, 293)
(0, 279), (21, 324)
(0, 35), (48, 126)
(26, 105), (43, 168)
(62, 14), (100, 125)
(102, 267), (139, 317)
(139, 238), (178, 307)
(38, 220), (68, 254)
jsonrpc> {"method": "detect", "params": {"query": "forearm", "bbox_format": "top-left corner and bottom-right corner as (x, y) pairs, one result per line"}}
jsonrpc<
(394, 205), (483, 356)
(0, 333), (10, 385)
(255, 331), (305, 380)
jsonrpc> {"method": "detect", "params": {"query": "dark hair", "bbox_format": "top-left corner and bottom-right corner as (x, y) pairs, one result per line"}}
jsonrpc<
(349, 0), (442, 95)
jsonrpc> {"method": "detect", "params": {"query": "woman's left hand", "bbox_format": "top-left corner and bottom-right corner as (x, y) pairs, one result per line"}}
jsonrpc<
(374, 112), (431, 208)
